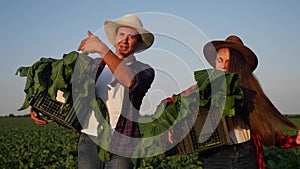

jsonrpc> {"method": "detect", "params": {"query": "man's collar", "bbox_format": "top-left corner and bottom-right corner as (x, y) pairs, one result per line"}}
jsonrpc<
(123, 54), (136, 65)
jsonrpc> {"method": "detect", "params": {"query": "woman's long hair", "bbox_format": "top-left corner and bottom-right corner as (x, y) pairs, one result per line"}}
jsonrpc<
(228, 48), (298, 147)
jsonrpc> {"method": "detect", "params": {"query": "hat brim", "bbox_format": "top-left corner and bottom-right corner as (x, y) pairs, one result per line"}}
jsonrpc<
(104, 20), (154, 52)
(203, 40), (258, 72)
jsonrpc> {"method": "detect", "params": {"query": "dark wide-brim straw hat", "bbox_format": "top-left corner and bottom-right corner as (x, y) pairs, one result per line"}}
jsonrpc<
(203, 35), (258, 72)
(104, 14), (154, 52)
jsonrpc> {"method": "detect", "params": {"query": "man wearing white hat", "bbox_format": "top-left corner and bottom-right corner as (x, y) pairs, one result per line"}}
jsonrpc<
(77, 14), (155, 169)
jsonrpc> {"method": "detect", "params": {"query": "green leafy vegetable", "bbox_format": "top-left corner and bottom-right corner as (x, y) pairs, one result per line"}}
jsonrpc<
(135, 69), (244, 158)
(15, 51), (88, 110)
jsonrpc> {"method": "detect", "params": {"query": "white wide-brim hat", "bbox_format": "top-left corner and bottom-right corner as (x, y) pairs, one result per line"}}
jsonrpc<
(104, 14), (154, 52)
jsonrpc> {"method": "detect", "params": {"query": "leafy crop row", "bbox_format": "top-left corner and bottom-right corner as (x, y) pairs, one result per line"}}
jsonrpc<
(0, 117), (78, 168)
(1, 117), (300, 168)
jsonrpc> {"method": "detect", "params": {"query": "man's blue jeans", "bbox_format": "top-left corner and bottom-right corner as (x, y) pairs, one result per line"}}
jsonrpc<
(78, 132), (134, 169)
(78, 133), (102, 169)
(104, 154), (134, 169)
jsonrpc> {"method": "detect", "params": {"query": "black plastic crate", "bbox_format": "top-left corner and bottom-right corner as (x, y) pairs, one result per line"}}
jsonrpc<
(29, 91), (82, 132)
(160, 108), (230, 156)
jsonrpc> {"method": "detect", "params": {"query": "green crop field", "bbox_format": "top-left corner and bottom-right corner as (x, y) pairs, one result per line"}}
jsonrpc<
(0, 117), (78, 169)
(1, 116), (300, 168)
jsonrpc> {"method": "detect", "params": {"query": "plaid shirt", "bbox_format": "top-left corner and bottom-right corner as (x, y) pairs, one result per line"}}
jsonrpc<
(252, 134), (266, 169)
(252, 134), (299, 169)
(275, 134), (300, 149)
(96, 58), (155, 157)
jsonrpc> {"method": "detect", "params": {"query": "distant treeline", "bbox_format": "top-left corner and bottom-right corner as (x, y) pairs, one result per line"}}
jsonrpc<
(0, 114), (30, 118)
(1, 113), (300, 118)
(284, 114), (300, 118)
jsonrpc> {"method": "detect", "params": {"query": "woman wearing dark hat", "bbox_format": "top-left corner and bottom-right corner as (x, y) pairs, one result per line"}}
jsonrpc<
(202, 35), (300, 168)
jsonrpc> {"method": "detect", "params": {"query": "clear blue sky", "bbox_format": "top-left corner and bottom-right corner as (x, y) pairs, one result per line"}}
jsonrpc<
(1, 1), (299, 116)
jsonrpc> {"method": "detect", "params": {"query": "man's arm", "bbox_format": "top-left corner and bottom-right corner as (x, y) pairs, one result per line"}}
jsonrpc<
(78, 31), (135, 88)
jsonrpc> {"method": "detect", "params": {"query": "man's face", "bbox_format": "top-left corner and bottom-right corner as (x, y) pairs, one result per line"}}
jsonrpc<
(114, 27), (140, 59)
(215, 48), (230, 72)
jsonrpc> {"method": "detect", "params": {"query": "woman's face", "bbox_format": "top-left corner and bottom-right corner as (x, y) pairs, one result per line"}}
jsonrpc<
(215, 48), (230, 72)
